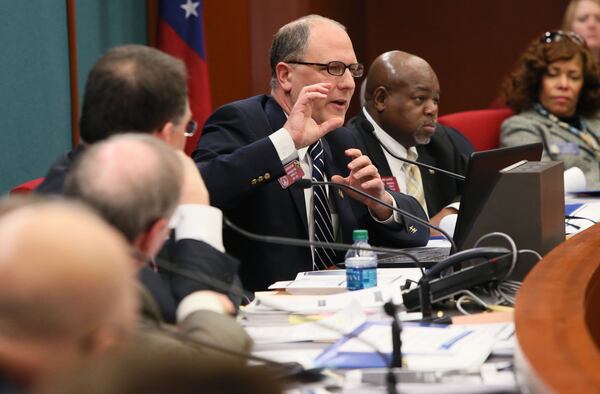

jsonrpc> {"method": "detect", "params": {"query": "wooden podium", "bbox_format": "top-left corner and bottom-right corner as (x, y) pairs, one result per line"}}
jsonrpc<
(515, 223), (600, 392)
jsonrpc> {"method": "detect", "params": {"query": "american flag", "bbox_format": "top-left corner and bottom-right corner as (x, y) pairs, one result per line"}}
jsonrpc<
(158, 0), (212, 155)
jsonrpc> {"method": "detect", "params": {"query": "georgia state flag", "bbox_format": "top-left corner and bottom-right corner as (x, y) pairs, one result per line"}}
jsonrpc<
(158, 0), (211, 155)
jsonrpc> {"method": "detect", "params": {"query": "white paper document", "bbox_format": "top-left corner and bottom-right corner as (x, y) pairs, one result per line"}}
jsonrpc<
(336, 322), (513, 371)
(244, 300), (367, 344)
(565, 202), (600, 234)
(249, 282), (406, 314)
(268, 268), (422, 295)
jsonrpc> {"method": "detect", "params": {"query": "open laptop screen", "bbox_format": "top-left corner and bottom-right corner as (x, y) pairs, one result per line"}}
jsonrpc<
(453, 143), (543, 251)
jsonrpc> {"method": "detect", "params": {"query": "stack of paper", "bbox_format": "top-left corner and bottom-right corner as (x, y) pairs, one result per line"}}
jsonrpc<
(244, 300), (367, 344)
(314, 321), (514, 372)
(268, 268), (422, 295)
(246, 282), (405, 314)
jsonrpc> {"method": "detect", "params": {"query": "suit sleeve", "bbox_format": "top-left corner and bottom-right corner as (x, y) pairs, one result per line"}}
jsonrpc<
(138, 311), (252, 363)
(329, 128), (430, 248)
(159, 238), (244, 308)
(370, 190), (430, 247)
(192, 104), (286, 211)
(500, 116), (553, 161)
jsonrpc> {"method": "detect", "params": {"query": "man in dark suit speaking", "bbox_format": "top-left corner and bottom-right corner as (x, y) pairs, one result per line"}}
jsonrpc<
(194, 16), (429, 291)
(347, 51), (472, 233)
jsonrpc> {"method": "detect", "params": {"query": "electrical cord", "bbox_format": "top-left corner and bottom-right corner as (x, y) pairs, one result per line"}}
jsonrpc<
(473, 232), (518, 282)
(565, 215), (597, 225)
(455, 290), (490, 315)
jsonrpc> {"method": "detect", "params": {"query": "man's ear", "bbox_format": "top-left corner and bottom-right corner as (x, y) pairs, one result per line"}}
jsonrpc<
(275, 62), (294, 92)
(153, 122), (176, 145)
(372, 86), (389, 112)
(133, 218), (170, 263)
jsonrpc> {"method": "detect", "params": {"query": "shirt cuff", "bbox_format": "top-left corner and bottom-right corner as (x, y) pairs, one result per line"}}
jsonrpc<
(445, 202), (460, 211)
(170, 204), (225, 252)
(176, 291), (227, 323)
(268, 127), (298, 163)
(369, 192), (403, 224)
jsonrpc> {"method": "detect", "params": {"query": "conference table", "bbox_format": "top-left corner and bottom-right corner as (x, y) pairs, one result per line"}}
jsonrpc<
(245, 198), (600, 392)
(515, 221), (600, 393)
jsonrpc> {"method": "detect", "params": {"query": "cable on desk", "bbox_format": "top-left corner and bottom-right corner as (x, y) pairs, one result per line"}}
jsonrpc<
(473, 232), (518, 281)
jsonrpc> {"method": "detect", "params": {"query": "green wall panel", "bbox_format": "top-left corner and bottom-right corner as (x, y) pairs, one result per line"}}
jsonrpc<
(0, 1), (72, 194)
(76, 0), (147, 104)
(0, 0), (147, 195)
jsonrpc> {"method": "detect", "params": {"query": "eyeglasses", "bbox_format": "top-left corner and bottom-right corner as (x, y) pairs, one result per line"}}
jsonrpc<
(540, 30), (587, 47)
(184, 119), (198, 137)
(287, 60), (365, 78)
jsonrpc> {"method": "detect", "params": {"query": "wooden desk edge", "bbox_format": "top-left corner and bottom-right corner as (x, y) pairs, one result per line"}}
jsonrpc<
(515, 223), (600, 393)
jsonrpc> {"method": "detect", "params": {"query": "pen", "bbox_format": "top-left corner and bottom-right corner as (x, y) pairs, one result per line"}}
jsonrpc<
(438, 330), (473, 350)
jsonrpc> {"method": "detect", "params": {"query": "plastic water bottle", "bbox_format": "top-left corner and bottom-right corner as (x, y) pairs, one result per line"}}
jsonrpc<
(345, 229), (377, 291)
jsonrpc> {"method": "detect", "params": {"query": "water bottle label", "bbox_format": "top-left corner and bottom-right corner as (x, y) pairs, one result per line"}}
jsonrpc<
(346, 265), (377, 291)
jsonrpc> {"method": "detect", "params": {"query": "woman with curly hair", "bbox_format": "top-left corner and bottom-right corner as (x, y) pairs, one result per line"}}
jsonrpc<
(500, 30), (600, 188)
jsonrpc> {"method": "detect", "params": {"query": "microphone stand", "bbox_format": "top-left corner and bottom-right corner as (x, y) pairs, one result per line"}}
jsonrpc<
(362, 118), (466, 181)
(384, 301), (403, 394)
(296, 179), (457, 254)
(296, 179), (458, 319)
(223, 217), (425, 275)
(384, 301), (403, 368)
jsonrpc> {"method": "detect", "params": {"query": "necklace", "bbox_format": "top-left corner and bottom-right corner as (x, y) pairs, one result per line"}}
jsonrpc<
(534, 103), (600, 156)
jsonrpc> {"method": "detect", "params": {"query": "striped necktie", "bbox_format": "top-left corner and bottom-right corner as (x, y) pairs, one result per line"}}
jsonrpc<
(308, 140), (336, 269)
(405, 150), (427, 214)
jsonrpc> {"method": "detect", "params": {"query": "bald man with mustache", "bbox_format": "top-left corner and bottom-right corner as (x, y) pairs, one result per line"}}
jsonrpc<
(348, 50), (473, 231)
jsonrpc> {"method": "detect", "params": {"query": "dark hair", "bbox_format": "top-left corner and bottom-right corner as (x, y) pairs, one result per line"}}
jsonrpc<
(269, 15), (345, 89)
(79, 45), (188, 144)
(502, 34), (600, 116)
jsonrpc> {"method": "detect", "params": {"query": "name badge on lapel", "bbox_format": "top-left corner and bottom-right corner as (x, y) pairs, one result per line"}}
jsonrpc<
(381, 176), (400, 193)
(549, 142), (580, 156)
(278, 160), (305, 189)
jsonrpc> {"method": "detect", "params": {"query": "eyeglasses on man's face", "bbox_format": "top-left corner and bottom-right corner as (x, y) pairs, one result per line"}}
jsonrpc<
(184, 119), (198, 137)
(287, 60), (364, 78)
(540, 30), (587, 47)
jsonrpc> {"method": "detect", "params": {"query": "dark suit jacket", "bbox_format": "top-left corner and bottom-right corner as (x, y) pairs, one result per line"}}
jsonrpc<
(35, 148), (242, 322)
(347, 111), (472, 217)
(36, 144), (85, 194)
(193, 95), (430, 291)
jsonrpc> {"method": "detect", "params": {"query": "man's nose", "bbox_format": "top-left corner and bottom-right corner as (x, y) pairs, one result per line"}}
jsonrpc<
(424, 100), (438, 116)
(337, 68), (356, 90)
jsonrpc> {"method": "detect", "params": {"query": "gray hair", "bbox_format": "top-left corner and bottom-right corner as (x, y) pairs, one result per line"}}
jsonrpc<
(269, 15), (346, 89)
(65, 134), (182, 243)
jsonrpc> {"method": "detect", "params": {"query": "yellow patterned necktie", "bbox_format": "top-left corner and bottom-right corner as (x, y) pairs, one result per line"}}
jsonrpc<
(405, 150), (427, 215)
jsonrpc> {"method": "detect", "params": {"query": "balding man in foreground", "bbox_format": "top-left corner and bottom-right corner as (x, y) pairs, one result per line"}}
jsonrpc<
(64, 134), (251, 358)
(348, 51), (472, 229)
(0, 201), (137, 392)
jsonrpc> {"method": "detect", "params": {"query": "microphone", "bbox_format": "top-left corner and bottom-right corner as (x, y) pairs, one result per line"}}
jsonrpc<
(223, 216), (425, 274)
(361, 118), (465, 181)
(295, 178), (457, 254)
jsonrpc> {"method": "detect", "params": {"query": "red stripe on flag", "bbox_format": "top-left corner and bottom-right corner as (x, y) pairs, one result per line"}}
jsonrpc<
(158, 20), (212, 155)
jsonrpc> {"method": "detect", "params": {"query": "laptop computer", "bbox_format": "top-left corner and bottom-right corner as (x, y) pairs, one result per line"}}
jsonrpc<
(378, 143), (543, 267)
